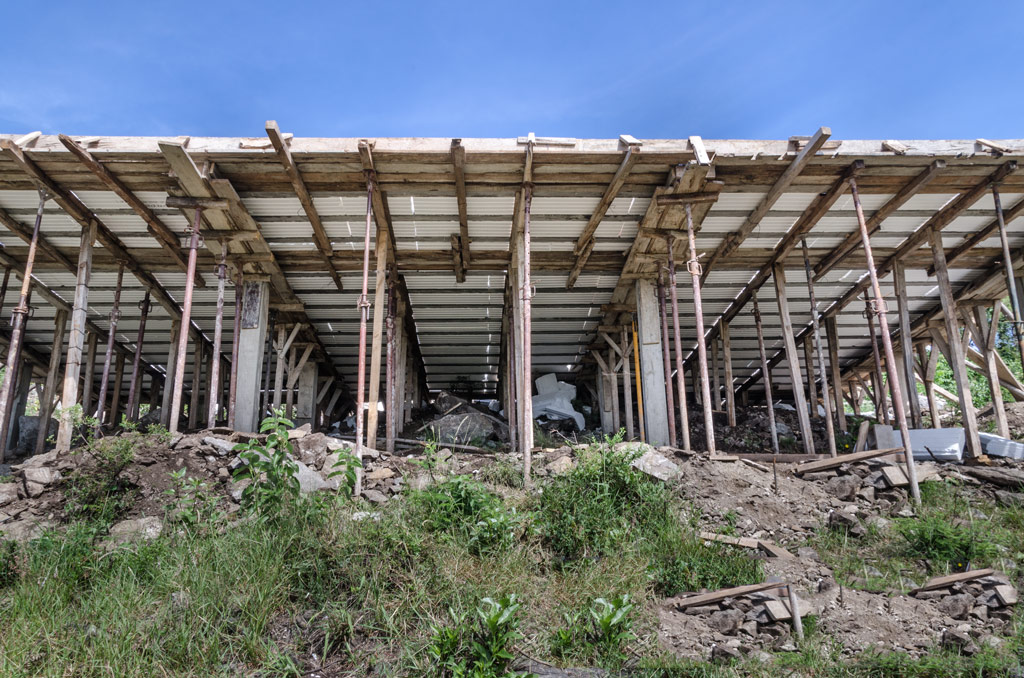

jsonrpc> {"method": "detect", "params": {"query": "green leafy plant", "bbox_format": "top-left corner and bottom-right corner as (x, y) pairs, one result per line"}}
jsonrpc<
(64, 431), (140, 523)
(163, 468), (224, 530)
(425, 595), (528, 678)
(895, 514), (997, 572)
(232, 411), (301, 517)
(549, 595), (636, 666)
(327, 448), (361, 500)
(409, 475), (521, 555)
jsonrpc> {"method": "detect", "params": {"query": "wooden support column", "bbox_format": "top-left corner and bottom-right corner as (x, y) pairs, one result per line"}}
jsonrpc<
(721, 320), (736, 427)
(710, 335), (721, 410)
(95, 263), (124, 428)
(109, 352), (125, 426)
(127, 292), (150, 421)
(273, 323), (301, 411)
(56, 219), (95, 452)
(81, 332), (98, 417)
(800, 240), (836, 456)
(771, 263), (814, 455)
(620, 327), (634, 439)
(208, 252), (227, 427)
(36, 309), (68, 454)
(965, 304), (1009, 438)
(803, 336), (819, 418)
(929, 227), (982, 458)
(682, 204), (716, 455)
(188, 340), (203, 430)
(161, 318), (181, 428)
(865, 294), (889, 424)
(893, 261), (922, 428)
(385, 277), (396, 453)
(824, 316), (847, 432)
(752, 293), (780, 455)
(365, 231), (389, 450)
(655, 270), (678, 446)
(917, 342), (941, 428)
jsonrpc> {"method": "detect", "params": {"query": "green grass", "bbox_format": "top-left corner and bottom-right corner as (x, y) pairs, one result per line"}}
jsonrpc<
(2, 437), (1023, 676)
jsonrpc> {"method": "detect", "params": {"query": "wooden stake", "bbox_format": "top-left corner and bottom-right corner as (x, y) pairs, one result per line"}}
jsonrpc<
(753, 293), (780, 455)
(36, 309), (68, 454)
(824, 316), (847, 432)
(800, 240), (836, 456)
(771, 263), (814, 455)
(722, 320), (736, 427)
(893, 261), (922, 428)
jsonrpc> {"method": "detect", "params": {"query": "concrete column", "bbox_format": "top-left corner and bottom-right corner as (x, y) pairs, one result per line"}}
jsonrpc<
(234, 280), (270, 432)
(295, 360), (318, 427)
(634, 279), (669, 445)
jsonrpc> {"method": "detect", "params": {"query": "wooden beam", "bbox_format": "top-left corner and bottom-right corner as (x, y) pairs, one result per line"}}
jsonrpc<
(265, 121), (344, 291)
(357, 141), (398, 265)
(701, 127), (831, 281)
(566, 143), (641, 288)
(814, 160), (945, 281)
(450, 139), (471, 266)
(931, 194), (1024, 275)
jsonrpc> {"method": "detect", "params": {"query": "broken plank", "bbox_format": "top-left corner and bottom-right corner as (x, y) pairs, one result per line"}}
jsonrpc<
(793, 447), (905, 476)
(910, 569), (995, 594)
(672, 581), (788, 609)
(699, 531), (760, 549)
(758, 540), (796, 559)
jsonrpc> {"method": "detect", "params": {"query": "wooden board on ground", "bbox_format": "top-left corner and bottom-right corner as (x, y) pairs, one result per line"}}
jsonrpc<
(730, 452), (828, 463)
(882, 466), (910, 487)
(910, 568), (995, 594)
(758, 540), (796, 559)
(699, 532), (794, 558)
(793, 447), (905, 475)
(673, 581), (788, 609)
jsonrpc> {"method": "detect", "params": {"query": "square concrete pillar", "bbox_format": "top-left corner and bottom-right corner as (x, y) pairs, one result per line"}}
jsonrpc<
(294, 360), (318, 427)
(634, 279), (669, 445)
(234, 280), (269, 432)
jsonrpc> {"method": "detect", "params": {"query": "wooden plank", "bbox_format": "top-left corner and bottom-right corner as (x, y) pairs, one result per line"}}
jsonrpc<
(722, 320), (736, 427)
(793, 447), (905, 475)
(910, 569), (995, 594)
(773, 263), (814, 454)
(699, 531), (759, 549)
(450, 139), (471, 265)
(673, 581), (788, 609)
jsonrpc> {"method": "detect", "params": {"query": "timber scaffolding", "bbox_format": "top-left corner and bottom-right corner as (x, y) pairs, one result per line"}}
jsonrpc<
(1, 128), (1024, 487)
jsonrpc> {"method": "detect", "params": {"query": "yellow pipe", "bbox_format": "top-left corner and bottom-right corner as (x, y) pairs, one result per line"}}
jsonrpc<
(632, 320), (646, 442)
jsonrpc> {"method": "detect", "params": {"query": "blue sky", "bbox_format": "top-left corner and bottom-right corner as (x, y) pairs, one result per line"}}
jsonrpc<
(1, 1), (1021, 140)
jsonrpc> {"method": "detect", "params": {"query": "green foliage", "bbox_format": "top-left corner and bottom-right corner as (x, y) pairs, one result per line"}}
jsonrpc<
(894, 513), (998, 572)
(0, 539), (18, 589)
(326, 448), (361, 500)
(163, 468), (224, 531)
(478, 457), (524, 489)
(645, 524), (763, 596)
(549, 595), (636, 666)
(232, 411), (300, 517)
(425, 594), (528, 678)
(409, 476), (521, 555)
(64, 431), (140, 523)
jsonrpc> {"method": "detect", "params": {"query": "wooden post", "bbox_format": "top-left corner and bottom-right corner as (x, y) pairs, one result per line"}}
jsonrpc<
(609, 345), (620, 432)
(803, 336), (819, 418)
(208, 251), (227, 427)
(56, 219), (95, 452)
(752, 293), (780, 455)
(721, 320), (736, 427)
(824, 316), (847, 432)
(36, 309), (68, 454)
(366, 231), (389, 450)
(711, 334), (721, 410)
(520, 185), (535, 483)
(865, 294), (889, 424)
(850, 177), (920, 504)
(800, 240), (836, 456)
(893, 261), (922, 428)
(188, 339), (203, 430)
(272, 326), (286, 409)
(656, 270), (677, 446)
(126, 292), (150, 421)
(771, 263), (814, 455)
(95, 263), (124, 427)
(682, 204), (716, 455)
(993, 187), (1024, 371)
(968, 304), (1009, 438)
(161, 318), (181, 428)
(621, 327), (634, 439)
(228, 273), (242, 428)
(81, 331), (98, 417)
(109, 351), (125, 426)
(385, 277), (396, 453)
(929, 226), (982, 458)
(918, 343), (941, 428)
(665, 248), (691, 450)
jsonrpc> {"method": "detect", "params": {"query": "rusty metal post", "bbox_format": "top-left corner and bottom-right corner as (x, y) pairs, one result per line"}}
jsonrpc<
(126, 291), (150, 421)
(521, 184), (535, 487)
(656, 268), (678, 446)
(0, 190), (48, 462)
(208, 249), (227, 427)
(683, 204), (716, 455)
(850, 177), (920, 505)
(752, 292), (780, 455)
(665, 237), (691, 450)
(228, 272), (242, 428)
(993, 186), (1024, 370)
(801, 239), (838, 457)
(354, 174), (375, 495)
(168, 207), (204, 434)
(385, 273), (396, 453)
(864, 292), (889, 425)
(95, 263), (124, 428)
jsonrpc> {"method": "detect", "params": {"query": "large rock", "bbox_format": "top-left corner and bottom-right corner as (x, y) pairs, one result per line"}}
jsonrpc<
(627, 446), (679, 482)
(21, 467), (61, 498)
(0, 482), (20, 506)
(434, 390), (474, 415)
(938, 593), (974, 620)
(825, 475), (861, 501)
(108, 516), (163, 543)
(707, 609), (745, 635)
(428, 412), (496, 445)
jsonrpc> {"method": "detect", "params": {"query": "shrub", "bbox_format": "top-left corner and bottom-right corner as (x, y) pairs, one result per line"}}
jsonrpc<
(409, 476), (521, 554)
(895, 514), (997, 571)
(232, 411), (301, 517)
(64, 430), (140, 523)
(550, 595), (636, 666)
(425, 594), (526, 677)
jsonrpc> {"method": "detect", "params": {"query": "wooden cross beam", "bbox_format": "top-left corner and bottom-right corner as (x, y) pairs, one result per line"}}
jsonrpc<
(450, 139), (471, 266)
